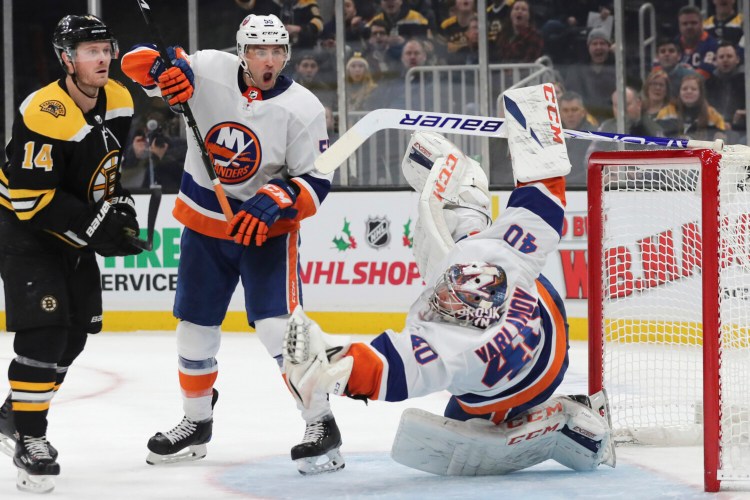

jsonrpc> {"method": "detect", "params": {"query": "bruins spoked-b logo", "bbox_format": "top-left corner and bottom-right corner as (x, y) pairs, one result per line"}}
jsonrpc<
(40, 295), (58, 313)
(89, 150), (120, 202)
(204, 122), (262, 184)
(366, 216), (391, 249)
(39, 100), (66, 118)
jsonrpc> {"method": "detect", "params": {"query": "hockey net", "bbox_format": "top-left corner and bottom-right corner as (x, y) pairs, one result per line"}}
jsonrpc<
(587, 148), (750, 492)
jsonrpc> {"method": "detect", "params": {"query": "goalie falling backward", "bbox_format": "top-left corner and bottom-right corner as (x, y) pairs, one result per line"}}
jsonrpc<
(283, 83), (615, 476)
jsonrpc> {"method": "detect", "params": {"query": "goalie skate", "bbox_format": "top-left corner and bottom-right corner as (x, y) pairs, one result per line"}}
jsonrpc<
(291, 414), (345, 475)
(14, 435), (60, 494)
(146, 389), (218, 465)
(573, 389), (616, 468)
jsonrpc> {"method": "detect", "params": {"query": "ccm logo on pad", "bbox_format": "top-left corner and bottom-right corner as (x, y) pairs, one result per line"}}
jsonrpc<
(542, 84), (563, 144)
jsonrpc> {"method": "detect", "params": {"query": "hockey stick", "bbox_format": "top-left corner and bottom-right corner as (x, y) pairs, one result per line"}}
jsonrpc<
(314, 108), (724, 174)
(126, 185), (162, 252)
(134, 0), (234, 222)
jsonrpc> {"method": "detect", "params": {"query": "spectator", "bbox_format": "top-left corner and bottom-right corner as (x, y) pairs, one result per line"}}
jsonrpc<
(345, 52), (379, 111)
(586, 87), (664, 174)
(491, 0), (543, 64)
(436, 0), (477, 65)
(653, 38), (698, 99)
(704, 0), (743, 47)
(706, 41), (746, 135)
(559, 91), (598, 186)
(676, 5), (719, 80)
(367, 0), (431, 51)
(564, 27), (616, 124)
(560, 91), (598, 131)
(321, 0), (368, 51)
(292, 53), (335, 108)
(363, 19), (401, 81)
(641, 70), (672, 120)
(656, 74), (727, 141)
(370, 39), (432, 184)
(486, 0), (513, 44)
(597, 87), (664, 137)
(235, 0), (324, 50)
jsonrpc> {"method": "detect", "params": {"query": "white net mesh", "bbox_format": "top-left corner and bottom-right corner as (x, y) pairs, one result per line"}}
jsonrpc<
(595, 147), (750, 480)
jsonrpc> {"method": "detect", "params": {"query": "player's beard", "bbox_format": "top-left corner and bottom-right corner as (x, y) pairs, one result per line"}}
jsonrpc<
(75, 62), (109, 95)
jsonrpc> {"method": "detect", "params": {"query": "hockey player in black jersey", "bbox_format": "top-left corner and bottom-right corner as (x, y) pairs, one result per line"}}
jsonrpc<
(0, 14), (143, 493)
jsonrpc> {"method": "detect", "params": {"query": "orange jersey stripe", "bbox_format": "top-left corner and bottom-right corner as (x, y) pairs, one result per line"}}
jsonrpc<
(345, 343), (385, 400)
(517, 176), (566, 207)
(286, 231), (300, 311)
(173, 198), (232, 240)
(456, 280), (568, 422)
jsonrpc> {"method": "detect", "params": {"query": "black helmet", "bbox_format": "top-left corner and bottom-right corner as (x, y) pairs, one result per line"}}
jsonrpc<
(52, 15), (119, 69)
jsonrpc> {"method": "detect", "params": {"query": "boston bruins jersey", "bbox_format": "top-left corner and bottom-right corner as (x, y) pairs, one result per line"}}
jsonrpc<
(0, 78), (134, 248)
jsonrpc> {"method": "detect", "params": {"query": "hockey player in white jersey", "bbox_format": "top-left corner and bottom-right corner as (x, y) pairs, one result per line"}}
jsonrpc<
(120, 15), (343, 475)
(284, 83), (615, 475)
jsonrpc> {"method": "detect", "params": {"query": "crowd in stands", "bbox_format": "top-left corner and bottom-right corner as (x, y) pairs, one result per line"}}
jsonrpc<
(122, 0), (748, 190)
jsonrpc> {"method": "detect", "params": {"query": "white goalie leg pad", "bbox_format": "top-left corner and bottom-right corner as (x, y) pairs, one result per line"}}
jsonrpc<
(502, 83), (572, 183)
(391, 405), (565, 476)
(392, 394), (614, 476)
(402, 131), (462, 192)
(283, 307), (352, 408)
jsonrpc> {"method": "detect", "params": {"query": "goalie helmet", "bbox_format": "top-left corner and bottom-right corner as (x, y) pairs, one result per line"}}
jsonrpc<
(52, 15), (119, 70)
(430, 262), (508, 329)
(236, 14), (291, 69)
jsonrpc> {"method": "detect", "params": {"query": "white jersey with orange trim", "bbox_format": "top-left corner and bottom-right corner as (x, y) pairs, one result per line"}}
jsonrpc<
(346, 178), (568, 423)
(121, 47), (332, 240)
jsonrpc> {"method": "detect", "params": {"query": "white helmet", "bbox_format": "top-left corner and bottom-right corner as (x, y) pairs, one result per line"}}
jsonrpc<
(430, 262), (508, 329)
(236, 14), (291, 69)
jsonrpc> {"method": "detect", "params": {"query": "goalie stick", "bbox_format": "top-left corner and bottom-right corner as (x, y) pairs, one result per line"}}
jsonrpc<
(314, 108), (724, 174)
(134, 0), (233, 222)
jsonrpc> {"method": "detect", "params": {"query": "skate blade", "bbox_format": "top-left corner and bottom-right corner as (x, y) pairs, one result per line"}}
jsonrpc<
(146, 444), (207, 465)
(17, 470), (56, 494)
(295, 449), (345, 476)
(0, 435), (15, 458)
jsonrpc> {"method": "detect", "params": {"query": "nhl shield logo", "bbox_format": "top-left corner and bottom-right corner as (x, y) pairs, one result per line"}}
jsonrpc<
(366, 217), (390, 249)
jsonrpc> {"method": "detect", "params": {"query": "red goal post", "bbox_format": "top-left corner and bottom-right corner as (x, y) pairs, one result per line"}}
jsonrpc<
(587, 148), (750, 492)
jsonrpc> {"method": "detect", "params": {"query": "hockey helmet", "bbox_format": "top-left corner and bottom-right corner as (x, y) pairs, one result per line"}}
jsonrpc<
(236, 14), (291, 68)
(52, 15), (119, 70)
(430, 262), (508, 329)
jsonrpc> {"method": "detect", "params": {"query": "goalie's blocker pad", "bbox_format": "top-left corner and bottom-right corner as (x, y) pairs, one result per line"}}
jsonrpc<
(502, 83), (572, 183)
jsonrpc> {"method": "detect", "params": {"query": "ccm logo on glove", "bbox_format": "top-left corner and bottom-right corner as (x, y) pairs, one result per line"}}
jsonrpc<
(227, 179), (298, 247)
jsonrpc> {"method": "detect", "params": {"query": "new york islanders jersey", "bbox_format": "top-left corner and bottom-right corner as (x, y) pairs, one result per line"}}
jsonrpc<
(121, 48), (332, 240)
(346, 178), (568, 423)
(0, 79), (134, 249)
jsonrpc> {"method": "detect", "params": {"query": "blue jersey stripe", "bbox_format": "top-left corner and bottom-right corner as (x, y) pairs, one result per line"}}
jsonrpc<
(507, 185), (564, 236)
(180, 172), (243, 213)
(296, 172), (331, 203)
(371, 334), (409, 402)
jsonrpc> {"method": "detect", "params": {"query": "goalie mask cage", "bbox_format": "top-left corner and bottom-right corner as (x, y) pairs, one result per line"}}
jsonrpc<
(587, 148), (750, 492)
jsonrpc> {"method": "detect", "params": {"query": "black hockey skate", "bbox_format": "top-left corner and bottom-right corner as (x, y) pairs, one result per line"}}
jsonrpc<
(291, 414), (345, 475)
(14, 435), (60, 493)
(0, 393), (58, 460)
(146, 389), (218, 465)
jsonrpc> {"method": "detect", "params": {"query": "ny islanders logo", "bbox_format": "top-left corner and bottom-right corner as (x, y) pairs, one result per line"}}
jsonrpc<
(204, 122), (262, 184)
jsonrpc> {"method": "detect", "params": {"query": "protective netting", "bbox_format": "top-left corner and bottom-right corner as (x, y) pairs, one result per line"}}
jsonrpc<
(596, 147), (750, 481)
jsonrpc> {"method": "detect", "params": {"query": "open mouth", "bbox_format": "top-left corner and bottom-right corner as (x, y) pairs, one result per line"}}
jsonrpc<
(263, 71), (274, 84)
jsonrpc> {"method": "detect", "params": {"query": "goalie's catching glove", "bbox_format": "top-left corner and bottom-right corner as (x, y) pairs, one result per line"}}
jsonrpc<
(76, 198), (143, 257)
(150, 46), (194, 109)
(227, 179), (298, 246)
